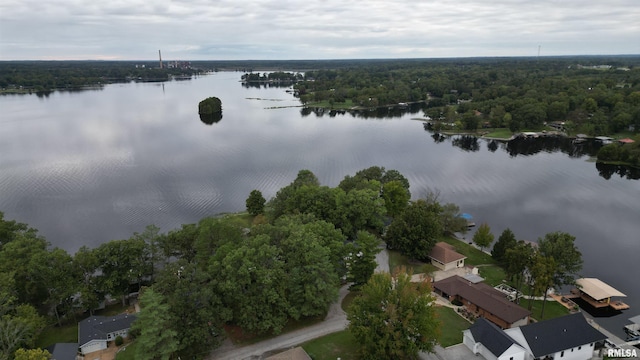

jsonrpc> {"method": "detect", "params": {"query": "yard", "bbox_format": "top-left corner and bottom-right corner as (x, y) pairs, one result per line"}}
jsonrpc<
(302, 330), (359, 360)
(438, 236), (496, 266)
(434, 306), (471, 347)
(387, 249), (438, 275)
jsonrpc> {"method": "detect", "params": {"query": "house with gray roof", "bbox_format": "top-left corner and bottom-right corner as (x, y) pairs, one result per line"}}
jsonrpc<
(463, 318), (527, 360)
(46, 343), (79, 360)
(465, 312), (607, 360)
(505, 312), (606, 360)
(78, 313), (137, 355)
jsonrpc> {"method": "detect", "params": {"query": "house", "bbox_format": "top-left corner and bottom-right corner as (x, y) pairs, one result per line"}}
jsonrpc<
(465, 313), (607, 360)
(265, 346), (312, 360)
(433, 275), (530, 329)
(429, 242), (466, 271)
(78, 313), (137, 355)
(46, 343), (79, 360)
(505, 312), (607, 360)
(463, 318), (527, 360)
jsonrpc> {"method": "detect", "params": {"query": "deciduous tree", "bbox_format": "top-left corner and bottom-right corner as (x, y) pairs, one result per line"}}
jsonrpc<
(384, 200), (442, 261)
(347, 268), (440, 359)
(245, 189), (266, 216)
(346, 231), (382, 289)
(472, 223), (494, 252)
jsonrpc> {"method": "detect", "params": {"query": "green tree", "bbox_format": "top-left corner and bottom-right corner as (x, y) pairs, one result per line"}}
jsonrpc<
(198, 97), (222, 114)
(382, 180), (410, 217)
(133, 225), (164, 282)
(210, 234), (288, 334)
(160, 223), (198, 262)
(504, 241), (535, 302)
(491, 228), (517, 265)
(384, 200), (442, 261)
(13, 348), (51, 360)
(537, 231), (583, 289)
(36, 248), (78, 326)
(74, 246), (101, 315)
(154, 261), (228, 358)
(527, 253), (556, 319)
(440, 203), (468, 235)
(245, 190), (266, 216)
(0, 235), (50, 308)
(131, 288), (179, 360)
(0, 317), (29, 360)
(95, 238), (147, 306)
(346, 231), (382, 289)
(347, 268), (440, 359)
(472, 223), (494, 252)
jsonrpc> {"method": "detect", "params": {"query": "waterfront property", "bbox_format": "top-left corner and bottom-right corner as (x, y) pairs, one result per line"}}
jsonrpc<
(465, 313), (607, 360)
(570, 278), (629, 311)
(428, 242), (466, 271)
(433, 275), (530, 329)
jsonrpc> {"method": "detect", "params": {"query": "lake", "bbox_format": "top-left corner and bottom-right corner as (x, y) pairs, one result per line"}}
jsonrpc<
(1, 72), (638, 338)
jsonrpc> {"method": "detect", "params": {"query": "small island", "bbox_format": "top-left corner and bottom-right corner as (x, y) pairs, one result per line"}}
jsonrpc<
(198, 96), (223, 125)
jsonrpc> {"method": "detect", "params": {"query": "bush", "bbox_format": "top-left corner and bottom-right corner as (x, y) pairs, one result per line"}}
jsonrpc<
(115, 335), (124, 346)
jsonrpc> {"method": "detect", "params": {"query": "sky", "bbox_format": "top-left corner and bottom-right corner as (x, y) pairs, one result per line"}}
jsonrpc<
(0, 0), (639, 61)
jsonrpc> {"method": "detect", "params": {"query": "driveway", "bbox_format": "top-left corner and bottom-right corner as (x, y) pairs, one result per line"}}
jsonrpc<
(207, 284), (350, 360)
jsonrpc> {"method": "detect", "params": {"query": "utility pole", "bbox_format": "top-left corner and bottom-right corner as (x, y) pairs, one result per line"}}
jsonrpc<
(159, 50), (163, 69)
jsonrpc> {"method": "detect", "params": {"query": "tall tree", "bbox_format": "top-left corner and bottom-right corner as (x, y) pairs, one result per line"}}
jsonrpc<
(384, 199), (443, 261)
(382, 180), (410, 217)
(13, 348), (51, 360)
(154, 261), (229, 359)
(491, 228), (517, 265)
(245, 189), (266, 216)
(528, 253), (556, 319)
(472, 223), (494, 252)
(504, 241), (535, 303)
(210, 234), (288, 334)
(131, 288), (179, 360)
(347, 268), (440, 359)
(74, 246), (101, 315)
(346, 231), (382, 289)
(133, 225), (164, 282)
(95, 238), (147, 306)
(538, 231), (583, 289)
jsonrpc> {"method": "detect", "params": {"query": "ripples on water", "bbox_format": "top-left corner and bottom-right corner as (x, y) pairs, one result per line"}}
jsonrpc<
(1, 74), (639, 337)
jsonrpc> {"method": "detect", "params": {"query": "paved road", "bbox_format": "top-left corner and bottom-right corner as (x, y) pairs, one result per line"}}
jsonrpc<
(207, 284), (350, 360)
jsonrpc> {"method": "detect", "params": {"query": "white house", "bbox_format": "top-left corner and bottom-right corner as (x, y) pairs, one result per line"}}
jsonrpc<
(78, 313), (137, 355)
(463, 318), (527, 360)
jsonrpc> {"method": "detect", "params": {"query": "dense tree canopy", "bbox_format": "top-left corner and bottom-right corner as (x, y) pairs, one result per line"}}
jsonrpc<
(384, 199), (443, 261)
(347, 268), (440, 359)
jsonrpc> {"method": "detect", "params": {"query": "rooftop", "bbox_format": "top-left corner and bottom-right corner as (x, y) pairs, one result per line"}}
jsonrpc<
(576, 278), (626, 301)
(430, 242), (466, 264)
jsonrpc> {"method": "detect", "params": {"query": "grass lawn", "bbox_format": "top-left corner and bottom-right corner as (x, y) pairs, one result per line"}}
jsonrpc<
(36, 323), (78, 348)
(438, 236), (496, 266)
(388, 249), (438, 275)
(478, 265), (506, 286)
(302, 330), (359, 360)
(527, 299), (571, 321)
(115, 341), (138, 360)
(434, 306), (471, 347)
(483, 128), (513, 139)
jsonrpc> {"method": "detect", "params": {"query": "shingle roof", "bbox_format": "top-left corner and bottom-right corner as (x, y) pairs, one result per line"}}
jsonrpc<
(518, 313), (606, 357)
(434, 275), (530, 324)
(46, 343), (79, 360)
(78, 313), (137, 346)
(429, 242), (466, 264)
(469, 318), (522, 357)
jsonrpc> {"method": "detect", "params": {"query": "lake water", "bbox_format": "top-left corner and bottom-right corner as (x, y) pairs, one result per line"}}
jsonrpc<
(1, 72), (638, 338)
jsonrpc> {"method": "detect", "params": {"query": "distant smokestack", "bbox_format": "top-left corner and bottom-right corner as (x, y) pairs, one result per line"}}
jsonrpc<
(159, 50), (163, 69)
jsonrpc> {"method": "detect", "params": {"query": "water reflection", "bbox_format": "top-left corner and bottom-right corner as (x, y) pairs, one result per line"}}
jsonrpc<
(422, 125), (638, 180)
(199, 111), (223, 125)
(300, 102), (424, 119)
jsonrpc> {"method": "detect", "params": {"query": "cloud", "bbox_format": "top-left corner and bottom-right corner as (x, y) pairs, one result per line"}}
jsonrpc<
(0, 0), (638, 59)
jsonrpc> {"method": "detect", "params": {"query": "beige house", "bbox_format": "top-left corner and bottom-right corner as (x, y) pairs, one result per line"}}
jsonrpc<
(429, 242), (466, 271)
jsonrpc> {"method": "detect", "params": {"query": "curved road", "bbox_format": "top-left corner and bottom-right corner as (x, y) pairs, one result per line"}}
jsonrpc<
(207, 247), (391, 360)
(207, 284), (350, 360)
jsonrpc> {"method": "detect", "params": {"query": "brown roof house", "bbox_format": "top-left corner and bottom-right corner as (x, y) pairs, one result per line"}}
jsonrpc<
(429, 242), (466, 271)
(434, 275), (530, 329)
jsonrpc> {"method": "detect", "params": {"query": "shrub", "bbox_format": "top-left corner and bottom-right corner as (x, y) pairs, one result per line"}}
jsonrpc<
(115, 335), (124, 346)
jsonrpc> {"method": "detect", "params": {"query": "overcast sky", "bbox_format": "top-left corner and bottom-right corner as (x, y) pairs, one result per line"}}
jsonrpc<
(1, 0), (638, 61)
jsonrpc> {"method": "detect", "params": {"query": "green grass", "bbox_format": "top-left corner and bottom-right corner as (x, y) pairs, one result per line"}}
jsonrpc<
(439, 236), (497, 266)
(36, 323), (78, 348)
(527, 299), (571, 321)
(478, 265), (506, 286)
(115, 341), (138, 360)
(388, 249), (438, 275)
(302, 330), (359, 360)
(434, 306), (471, 347)
(307, 99), (355, 110)
(483, 128), (513, 139)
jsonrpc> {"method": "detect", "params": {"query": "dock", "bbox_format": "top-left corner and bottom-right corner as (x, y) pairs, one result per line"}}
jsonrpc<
(572, 278), (630, 311)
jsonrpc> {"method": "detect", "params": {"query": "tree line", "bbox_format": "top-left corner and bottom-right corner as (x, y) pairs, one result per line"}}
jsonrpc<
(294, 57), (640, 136)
